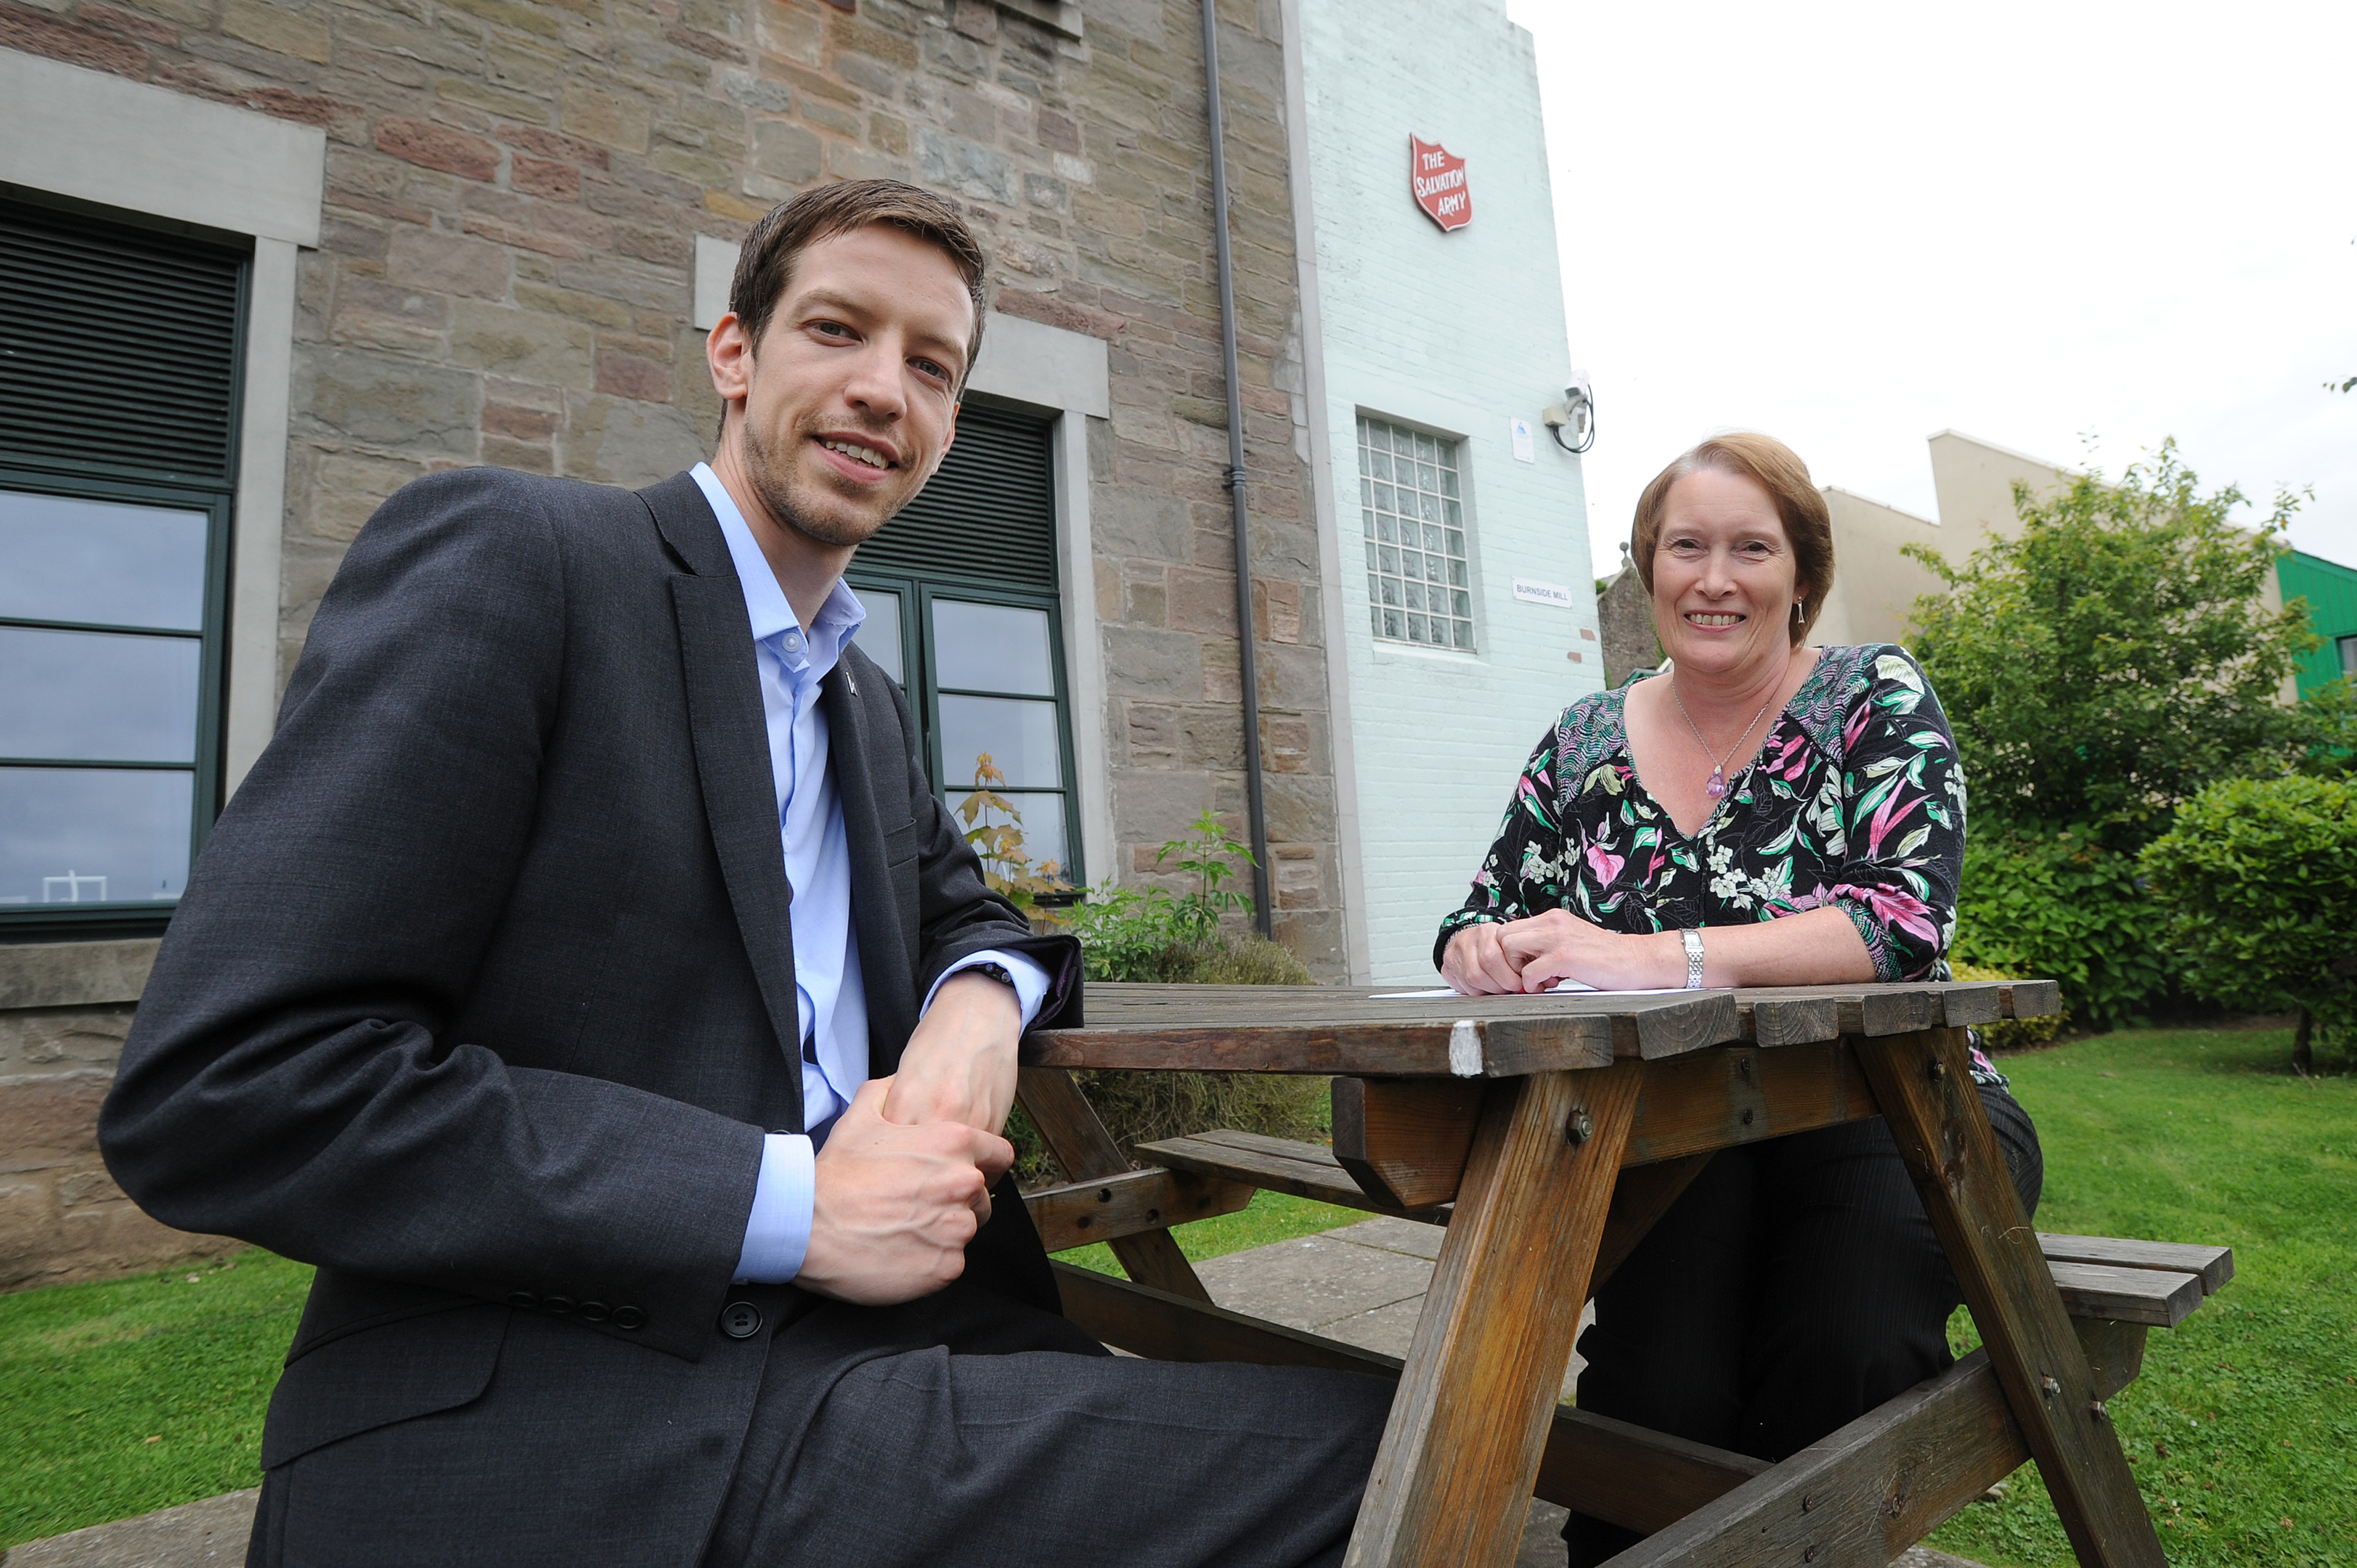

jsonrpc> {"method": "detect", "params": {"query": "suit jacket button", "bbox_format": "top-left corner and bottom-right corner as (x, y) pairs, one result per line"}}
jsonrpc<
(720, 1301), (763, 1339)
(542, 1296), (575, 1316)
(611, 1306), (646, 1330)
(577, 1301), (611, 1323)
(506, 1291), (539, 1310)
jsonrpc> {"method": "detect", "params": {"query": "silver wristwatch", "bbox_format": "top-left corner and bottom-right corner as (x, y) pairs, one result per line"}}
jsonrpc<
(1680, 928), (1705, 989)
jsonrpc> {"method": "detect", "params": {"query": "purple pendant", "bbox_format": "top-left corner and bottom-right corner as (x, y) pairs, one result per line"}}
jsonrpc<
(1704, 767), (1728, 800)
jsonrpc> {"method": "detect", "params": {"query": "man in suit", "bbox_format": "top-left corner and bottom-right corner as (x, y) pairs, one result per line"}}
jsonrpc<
(101, 180), (1391, 1568)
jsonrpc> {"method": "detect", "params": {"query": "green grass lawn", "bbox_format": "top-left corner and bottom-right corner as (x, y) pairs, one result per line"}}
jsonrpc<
(6, 1029), (2350, 1558)
(1925, 1026), (2357, 1568)
(0, 1249), (314, 1548)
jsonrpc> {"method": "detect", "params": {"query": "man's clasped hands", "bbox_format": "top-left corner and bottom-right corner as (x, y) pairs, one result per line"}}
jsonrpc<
(797, 969), (1023, 1307)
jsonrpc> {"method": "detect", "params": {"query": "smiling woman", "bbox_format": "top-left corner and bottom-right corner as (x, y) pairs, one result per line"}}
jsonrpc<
(1434, 431), (2045, 1568)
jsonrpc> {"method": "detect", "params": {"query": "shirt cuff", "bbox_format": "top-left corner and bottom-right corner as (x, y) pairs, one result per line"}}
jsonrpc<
(733, 1132), (814, 1284)
(922, 949), (1052, 1031)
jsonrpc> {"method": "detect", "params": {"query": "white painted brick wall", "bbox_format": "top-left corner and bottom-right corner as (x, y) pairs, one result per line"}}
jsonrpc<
(1298, 0), (1598, 982)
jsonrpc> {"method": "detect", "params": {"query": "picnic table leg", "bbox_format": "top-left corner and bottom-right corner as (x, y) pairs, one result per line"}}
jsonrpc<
(1346, 1061), (1646, 1568)
(1852, 1026), (2167, 1568)
(1014, 1066), (1214, 1302)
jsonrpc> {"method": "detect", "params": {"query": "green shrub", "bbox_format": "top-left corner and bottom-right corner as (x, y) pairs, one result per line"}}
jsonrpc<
(2140, 774), (2357, 1074)
(1951, 828), (2169, 1032)
(1949, 961), (2069, 1049)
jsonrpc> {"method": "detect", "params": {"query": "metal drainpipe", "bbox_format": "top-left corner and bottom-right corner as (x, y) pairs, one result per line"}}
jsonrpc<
(1199, 0), (1274, 939)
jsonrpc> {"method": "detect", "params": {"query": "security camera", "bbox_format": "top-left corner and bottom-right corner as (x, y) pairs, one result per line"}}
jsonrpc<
(1544, 371), (1595, 454)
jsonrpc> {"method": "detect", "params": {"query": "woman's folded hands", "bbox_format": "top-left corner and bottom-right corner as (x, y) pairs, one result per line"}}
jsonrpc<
(1442, 910), (1679, 995)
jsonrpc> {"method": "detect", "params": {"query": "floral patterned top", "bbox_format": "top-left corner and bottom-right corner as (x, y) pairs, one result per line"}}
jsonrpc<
(1436, 644), (2004, 1085)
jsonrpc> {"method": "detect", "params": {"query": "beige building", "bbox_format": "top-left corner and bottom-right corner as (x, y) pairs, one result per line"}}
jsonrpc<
(1812, 430), (2077, 650)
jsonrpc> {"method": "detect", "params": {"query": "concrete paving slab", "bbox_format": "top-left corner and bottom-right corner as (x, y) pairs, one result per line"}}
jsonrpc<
(2, 1488), (256, 1568)
(1193, 1233), (1433, 1327)
(1200, 1218), (1591, 1397)
(1315, 1294), (1428, 1360)
(1321, 1213), (1444, 1261)
(1520, 1498), (1571, 1566)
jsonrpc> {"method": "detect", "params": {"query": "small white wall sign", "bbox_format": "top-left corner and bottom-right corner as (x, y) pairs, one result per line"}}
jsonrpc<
(1512, 577), (1575, 608)
(1509, 415), (1535, 462)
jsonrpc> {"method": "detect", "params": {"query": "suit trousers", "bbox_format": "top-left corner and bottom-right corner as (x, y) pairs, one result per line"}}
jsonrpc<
(1563, 1084), (2043, 1567)
(702, 1278), (1396, 1568)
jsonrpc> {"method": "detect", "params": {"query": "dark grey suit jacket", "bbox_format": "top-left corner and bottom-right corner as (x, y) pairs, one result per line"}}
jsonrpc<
(99, 467), (1081, 1565)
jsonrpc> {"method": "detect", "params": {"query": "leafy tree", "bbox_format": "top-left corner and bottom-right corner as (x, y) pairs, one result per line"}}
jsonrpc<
(2141, 775), (2357, 1074)
(1905, 441), (2353, 851)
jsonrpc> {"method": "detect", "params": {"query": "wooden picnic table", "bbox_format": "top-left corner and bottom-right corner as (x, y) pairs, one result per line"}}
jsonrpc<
(1014, 978), (2198, 1568)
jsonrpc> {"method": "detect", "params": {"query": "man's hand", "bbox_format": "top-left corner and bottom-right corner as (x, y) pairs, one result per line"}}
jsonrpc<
(881, 969), (1022, 1133)
(796, 1078), (1014, 1306)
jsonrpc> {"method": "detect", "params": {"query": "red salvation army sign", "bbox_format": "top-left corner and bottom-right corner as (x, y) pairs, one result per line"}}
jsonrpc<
(1410, 136), (1471, 231)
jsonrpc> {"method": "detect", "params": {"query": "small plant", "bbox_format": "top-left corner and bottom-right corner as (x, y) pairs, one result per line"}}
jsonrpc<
(1155, 808), (1258, 941)
(952, 753), (1065, 908)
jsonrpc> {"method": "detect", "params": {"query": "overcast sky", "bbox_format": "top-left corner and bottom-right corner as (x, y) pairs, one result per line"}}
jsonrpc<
(1502, 0), (2357, 580)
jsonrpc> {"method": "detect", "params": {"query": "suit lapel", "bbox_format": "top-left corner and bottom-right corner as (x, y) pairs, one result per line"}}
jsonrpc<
(640, 475), (805, 1108)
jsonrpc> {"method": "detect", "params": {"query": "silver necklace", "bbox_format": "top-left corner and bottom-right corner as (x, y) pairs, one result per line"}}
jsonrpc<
(1669, 673), (1780, 801)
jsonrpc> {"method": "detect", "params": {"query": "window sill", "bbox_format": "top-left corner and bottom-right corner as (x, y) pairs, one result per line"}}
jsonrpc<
(0, 931), (161, 1008)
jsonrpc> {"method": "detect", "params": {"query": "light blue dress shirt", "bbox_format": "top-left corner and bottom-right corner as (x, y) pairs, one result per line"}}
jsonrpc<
(691, 465), (1051, 1284)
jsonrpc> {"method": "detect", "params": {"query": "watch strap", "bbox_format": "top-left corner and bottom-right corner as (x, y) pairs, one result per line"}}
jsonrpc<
(1680, 928), (1706, 989)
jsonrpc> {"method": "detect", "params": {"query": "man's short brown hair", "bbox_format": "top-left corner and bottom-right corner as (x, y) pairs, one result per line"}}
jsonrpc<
(727, 179), (988, 380)
(1629, 432), (1836, 646)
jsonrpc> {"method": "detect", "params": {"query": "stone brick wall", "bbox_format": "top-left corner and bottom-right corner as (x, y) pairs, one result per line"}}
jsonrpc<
(0, 0), (1346, 969)
(0, 944), (234, 1291)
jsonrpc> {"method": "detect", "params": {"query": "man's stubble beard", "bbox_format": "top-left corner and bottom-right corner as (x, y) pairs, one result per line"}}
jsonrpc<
(738, 408), (912, 552)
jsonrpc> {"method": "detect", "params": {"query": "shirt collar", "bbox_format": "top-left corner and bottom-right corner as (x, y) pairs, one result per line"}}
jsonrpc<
(691, 461), (867, 681)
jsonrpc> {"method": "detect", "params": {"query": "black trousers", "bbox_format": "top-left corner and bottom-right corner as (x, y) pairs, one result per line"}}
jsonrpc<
(1563, 1085), (2043, 1567)
(704, 1278), (1396, 1568)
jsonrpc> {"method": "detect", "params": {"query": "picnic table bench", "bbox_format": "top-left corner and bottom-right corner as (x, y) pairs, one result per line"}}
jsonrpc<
(1013, 979), (2230, 1568)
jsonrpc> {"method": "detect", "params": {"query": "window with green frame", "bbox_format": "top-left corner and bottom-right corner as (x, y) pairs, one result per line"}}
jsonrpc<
(0, 195), (247, 936)
(844, 401), (1080, 887)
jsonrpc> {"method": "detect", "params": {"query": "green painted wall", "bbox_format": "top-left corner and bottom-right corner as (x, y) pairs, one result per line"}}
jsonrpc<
(2277, 549), (2357, 698)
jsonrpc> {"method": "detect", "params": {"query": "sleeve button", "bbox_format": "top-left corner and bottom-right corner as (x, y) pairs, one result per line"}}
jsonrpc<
(720, 1301), (764, 1339)
(541, 1296), (576, 1316)
(611, 1306), (646, 1330)
(577, 1301), (611, 1323)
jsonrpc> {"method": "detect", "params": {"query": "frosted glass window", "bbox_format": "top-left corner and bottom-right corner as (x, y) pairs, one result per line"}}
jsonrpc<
(1357, 417), (1473, 650)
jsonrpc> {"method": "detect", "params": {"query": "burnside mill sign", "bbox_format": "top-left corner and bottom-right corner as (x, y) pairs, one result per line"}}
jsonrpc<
(1410, 136), (1470, 232)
